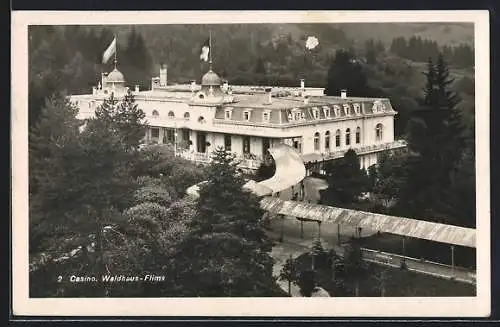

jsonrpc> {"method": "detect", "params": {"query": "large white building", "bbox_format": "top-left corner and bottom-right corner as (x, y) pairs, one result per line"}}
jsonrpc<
(70, 62), (406, 173)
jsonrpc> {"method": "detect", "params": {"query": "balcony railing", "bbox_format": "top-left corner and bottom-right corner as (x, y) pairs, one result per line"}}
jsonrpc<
(321, 140), (407, 160)
(176, 150), (263, 170)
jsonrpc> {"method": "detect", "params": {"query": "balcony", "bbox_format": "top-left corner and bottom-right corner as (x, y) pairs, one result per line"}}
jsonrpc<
(176, 150), (263, 170)
(301, 139), (407, 163)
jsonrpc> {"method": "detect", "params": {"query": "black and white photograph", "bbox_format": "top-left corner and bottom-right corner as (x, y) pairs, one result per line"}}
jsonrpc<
(11, 10), (490, 317)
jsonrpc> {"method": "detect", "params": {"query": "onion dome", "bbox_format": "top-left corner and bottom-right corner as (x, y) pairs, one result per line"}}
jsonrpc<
(107, 68), (125, 83)
(201, 69), (221, 86)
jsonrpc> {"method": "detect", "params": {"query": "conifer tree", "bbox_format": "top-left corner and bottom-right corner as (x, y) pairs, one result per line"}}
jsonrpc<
(191, 147), (272, 251)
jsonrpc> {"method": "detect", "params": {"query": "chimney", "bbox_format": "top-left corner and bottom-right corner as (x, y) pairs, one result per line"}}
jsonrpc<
(265, 87), (272, 104)
(92, 86), (97, 95)
(222, 80), (229, 92)
(340, 89), (347, 99)
(300, 78), (305, 90)
(190, 80), (196, 93)
(159, 64), (168, 87)
(303, 95), (309, 105)
(135, 85), (140, 93)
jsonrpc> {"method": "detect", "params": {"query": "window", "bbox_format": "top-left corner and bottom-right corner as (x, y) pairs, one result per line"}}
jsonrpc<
(345, 128), (351, 146)
(323, 106), (331, 118)
(263, 111), (271, 122)
(376, 123), (384, 141)
(166, 128), (175, 143)
(333, 105), (341, 116)
(198, 93), (205, 99)
(244, 111), (251, 121)
(152, 110), (159, 117)
(225, 109), (232, 120)
(356, 127), (361, 144)
(151, 128), (160, 139)
(354, 103), (361, 115)
(314, 132), (320, 151)
(325, 131), (330, 150)
(312, 108), (319, 119)
(224, 134), (232, 151)
(168, 111), (175, 119)
(243, 136), (251, 154)
(287, 113), (293, 121)
(335, 129), (341, 147)
(343, 103), (350, 116)
(198, 116), (206, 123)
(184, 112), (190, 120)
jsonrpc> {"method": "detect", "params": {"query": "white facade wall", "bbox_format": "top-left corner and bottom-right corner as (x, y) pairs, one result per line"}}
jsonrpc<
(285, 115), (394, 156)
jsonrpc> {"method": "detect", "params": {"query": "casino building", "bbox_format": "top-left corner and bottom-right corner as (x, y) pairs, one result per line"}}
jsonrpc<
(70, 61), (406, 173)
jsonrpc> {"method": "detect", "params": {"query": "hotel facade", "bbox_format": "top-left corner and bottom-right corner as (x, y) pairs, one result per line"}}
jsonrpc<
(70, 63), (406, 172)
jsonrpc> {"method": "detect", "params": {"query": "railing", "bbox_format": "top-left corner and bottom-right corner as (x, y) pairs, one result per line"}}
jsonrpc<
(321, 140), (407, 161)
(176, 150), (263, 169)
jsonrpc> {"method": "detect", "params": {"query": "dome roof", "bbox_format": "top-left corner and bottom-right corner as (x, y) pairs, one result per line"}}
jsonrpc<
(201, 69), (221, 86)
(107, 68), (125, 83)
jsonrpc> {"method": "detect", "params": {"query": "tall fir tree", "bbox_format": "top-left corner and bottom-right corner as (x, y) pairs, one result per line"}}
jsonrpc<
(401, 54), (467, 221)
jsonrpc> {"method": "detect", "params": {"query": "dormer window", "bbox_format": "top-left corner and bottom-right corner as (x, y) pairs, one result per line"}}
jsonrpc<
(198, 116), (206, 124)
(343, 103), (350, 116)
(225, 109), (233, 120)
(243, 110), (251, 121)
(152, 110), (160, 118)
(312, 108), (319, 119)
(262, 110), (271, 122)
(323, 106), (331, 118)
(372, 100), (385, 113)
(168, 111), (175, 119)
(333, 105), (341, 116)
(353, 103), (361, 115)
(184, 112), (190, 120)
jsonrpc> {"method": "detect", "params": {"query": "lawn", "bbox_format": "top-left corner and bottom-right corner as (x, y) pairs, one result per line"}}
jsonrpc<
(293, 252), (476, 297)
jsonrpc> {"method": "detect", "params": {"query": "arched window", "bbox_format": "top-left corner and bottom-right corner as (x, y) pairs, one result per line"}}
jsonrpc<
(335, 129), (341, 147)
(375, 123), (384, 141)
(356, 127), (361, 144)
(314, 132), (320, 151)
(198, 116), (206, 123)
(345, 128), (351, 146)
(168, 111), (175, 119)
(325, 131), (330, 150)
(184, 112), (190, 120)
(152, 110), (159, 117)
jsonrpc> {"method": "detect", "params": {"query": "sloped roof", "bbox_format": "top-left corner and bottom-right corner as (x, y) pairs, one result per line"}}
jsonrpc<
(260, 197), (476, 248)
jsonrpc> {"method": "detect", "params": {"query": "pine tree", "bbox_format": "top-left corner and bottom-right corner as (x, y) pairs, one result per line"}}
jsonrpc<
(326, 49), (372, 97)
(343, 238), (369, 296)
(402, 53), (467, 220)
(279, 255), (298, 296)
(320, 149), (369, 206)
(94, 91), (146, 152)
(192, 147), (272, 251)
(175, 147), (281, 296)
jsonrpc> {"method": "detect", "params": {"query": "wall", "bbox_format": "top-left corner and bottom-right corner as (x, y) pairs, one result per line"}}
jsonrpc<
(286, 114), (394, 156)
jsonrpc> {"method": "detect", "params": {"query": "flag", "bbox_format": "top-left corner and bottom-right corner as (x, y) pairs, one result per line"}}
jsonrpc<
(305, 36), (319, 50)
(200, 37), (210, 62)
(102, 37), (117, 64)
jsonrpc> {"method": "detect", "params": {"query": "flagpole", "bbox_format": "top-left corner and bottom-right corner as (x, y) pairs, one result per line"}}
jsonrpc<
(114, 34), (117, 70)
(209, 30), (212, 70)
